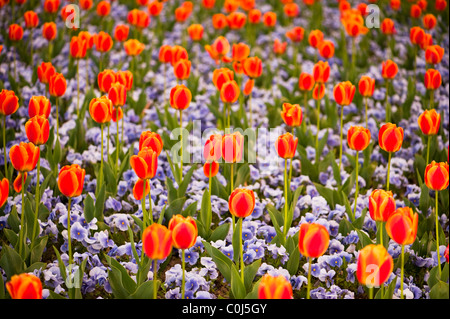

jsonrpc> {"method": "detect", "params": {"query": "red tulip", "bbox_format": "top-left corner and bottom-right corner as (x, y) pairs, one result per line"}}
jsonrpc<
(222, 132), (244, 163)
(258, 274), (293, 299)
(275, 132), (298, 159)
(130, 147), (158, 180)
(298, 223), (330, 258)
(378, 123), (403, 153)
(0, 89), (19, 116)
(89, 96), (113, 124)
(418, 109), (441, 136)
(168, 215), (198, 250)
(139, 131), (163, 155)
(48, 73), (67, 97)
(356, 244), (393, 288)
(369, 189), (396, 222)
(347, 126), (371, 151)
(58, 164), (86, 198)
(425, 161), (449, 191)
(0, 178), (8, 209)
(280, 103), (303, 127)
(228, 188), (255, 218)
(6, 273), (42, 299)
(142, 223), (173, 260)
(25, 116), (50, 146)
(170, 85), (192, 110)
(9, 142), (40, 173)
(385, 207), (418, 245)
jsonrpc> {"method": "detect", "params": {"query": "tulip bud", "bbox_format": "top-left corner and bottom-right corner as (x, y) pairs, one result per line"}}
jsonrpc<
(124, 39), (145, 56)
(25, 116), (50, 146)
(232, 43), (250, 63)
(318, 40), (335, 59)
(6, 273), (42, 299)
(37, 62), (56, 85)
(424, 69), (441, 90)
(133, 178), (150, 201)
(284, 2), (299, 18)
(148, 1), (164, 16)
(298, 73), (315, 92)
(425, 161), (449, 191)
(273, 39), (287, 55)
(168, 215), (198, 250)
(24, 11), (39, 28)
(98, 69), (117, 93)
(204, 134), (223, 162)
(14, 172), (27, 193)
(70, 36), (88, 59)
(313, 61), (330, 84)
(242, 56), (262, 79)
(171, 45), (189, 66)
(356, 244), (393, 288)
(248, 9), (261, 24)
(286, 26), (304, 43)
(381, 59), (398, 79)
(94, 31), (113, 53)
(142, 223), (173, 260)
(258, 274), (293, 299)
(159, 45), (173, 63)
(213, 68), (234, 91)
(276, 132), (298, 159)
(262, 11), (277, 27)
(58, 164), (86, 198)
(173, 59), (191, 80)
(308, 29), (324, 48)
(220, 80), (240, 104)
(298, 223), (330, 258)
(96, 0), (111, 17)
(381, 18), (395, 35)
(410, 26), (425, 45)
(423, 13), (437, 30)
(333, 81), (356, 106)
(378, 123), (404, 153)
(229, 188), (256, 218)
(369, 189), (396, 222)
(114, 24), (130, 42)
(187, 24), (204, 41)
(280, 103), (303, 128)
(212, 13), (228, 29)
(418, 109), (441, 136)
(43, 0), (60, 14)
(425, 45), (444, 65)
(203, 161), (219, 178)
(108, 82), (127, 107)
(116, 70), (133, 91)
(8, 24), (24, 41)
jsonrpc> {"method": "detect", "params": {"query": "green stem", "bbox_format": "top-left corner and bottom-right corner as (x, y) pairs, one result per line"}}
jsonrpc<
(32, 156), (41, 241)
(369, 287), (373, 299)
(339, 105), (344, 171)
(209, 163), (212, 193)
(181, 249), (185, 299)
(365, 97), (368, 129)
(315, 93), (321, 163)
(307, 257), (312, 299)
(142, 178), (147, 229)
(240, 218), (244, 283)
(284, 159), (288, 240)
(116, 108), (120, 172)
(99, 124), (104, 192)
(353, 151), (359, 219)
(18, 173), (25, 257)
(67, 197), (73, 268)
(435, 191), (442, 278)
(385, 80), (390, 123)
(76, 59), (80, 116)
(429, 91), (434, 110)
(400, 244), (404, 299)
(55, 97), (59, 138)
(2, 115), (7, 179)
(248, 94), (252, 128)
(426, 135), (431, 165)
(231, 162), (235, 233)
(179, 110), (183, 183)
(149, 182), (153, 225)
(30, 29), (34, 70)
(153, 259), (158, 299)
(386, 152), (392, 192)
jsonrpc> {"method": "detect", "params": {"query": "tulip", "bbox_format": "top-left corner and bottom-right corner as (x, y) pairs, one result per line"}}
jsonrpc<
(232, 43), (251, 71)
(222, 132), (244, 164)
(114, 24), (129, 43)
(205, 36), (231, 65)
(148, 0), (163, 16)
(124, 39), (145, 57)
(70, 36), (88, 116)
(212, 13), (228, 29)
(227, 12), (247, 29)
(80, 0), (93, 10)
(108, 82), (127, 107)
(423, 14), (437, 30)
(436, 0), (447, 10)
(37, 62), (56, 88)
(116, 70), (133, 91)
(379, 123), (404, 190)
(0, 89), (19, 177)
(203, 161), (219, 179)
(187, 24), (204, 42)
(425, 45), (444, 65)
(97, 69), (117, 93)
(133, 178), (150, 201)
(43, 0), (60, 14)
(204, 134), (223, 163)
(24, 10), (38, 67)
(298, 222), (330, 299)
(410, 4), (422, 18)
(356, 244), (393, 298)
(312, 61), (329, 161)
(213, 68), (234, 91)
(95, 31), (113, 71)
(168, 214), (198, 298)
(308, 30), (324, 59)
(229, 188), (255, 280)
(334, 81), (356, 170)
(8, 23), (23, 78)
(96, 0), (110, 17)
(418, 109), (441, 164)
(262, 11), (277, 28)
(6, 273), (42, 299)
(0, 178), (9, 209)
(13, 172), (27, 193)
(273, 39), (287, 56)
(284, 2), (299, 18)
(358, 75), (375, 128)
(381, 59), (398, 122)
(280, 103), (303, 128)
(258, 274), (293, 299)
(368, 188), (396, 249)
(9, 142), (40, 174)
(42, 22), (57, 42)
(142, 223), (173, 298)
(139, 131), (163, 155)
(173, 59), (191, 81)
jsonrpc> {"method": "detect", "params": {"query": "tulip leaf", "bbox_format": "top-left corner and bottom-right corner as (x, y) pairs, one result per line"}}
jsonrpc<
(209, 223), (230, 242)
(105, 255), (137, 296)
(243, 259), (261, 293)
(165, 197), (186, 223)
(130, 280), (160, 299)
(83, 194), (95, 223)
(287, 247), (300, 276)
(429, 281), (449, 299)
(200, 189), (212, 238)
(178, 164), (196, 198)
(234, 163), (250, 189)
(0, 271), (4, 299)
(0, 244), (25, 280)
(230, 263), (246, 299)
(232, 218), (242, 264)
(94, 184), (106, 222)
(30, 235), (48, 265)
(203, 241), (233, 284)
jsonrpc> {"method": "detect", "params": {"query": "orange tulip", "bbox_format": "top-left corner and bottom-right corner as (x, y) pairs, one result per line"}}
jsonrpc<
(228, 188), (255, 218)
(8, 24), (23, 41)
(358, 76), (375, 97)
(168, 215), (198, 250)
(49, 73), (67, 97)
(61, 4), (78, 29)
(423, 14), (436, 30)
(232, 43), (250, 63)
(124, 39), (145, 56)
(130, 147), (158, 180)
(116, 70), (133, 91)
(313, 61), (330, 84)
(187, 24), (204, 41)
(96, 0), (111, 17)
(171, 45), (189, 66)
(58, 164), (86, 198)
(42, 22), (57, 41)
(248, 8), (261, 24)
(169, 85), (192, 110)
(298, 223), (330, 258)
(203, 134), (223, 162)
(385, 207), (418, 246)
(212, 13), (228, 29)
(13, 172), (27, 193)
(43, 0), (59, 14)
(356, 244), (393, 288)
(228, 12), (247, 30)
(224, 0), (239, 12)
(142, 223), (173, 260)
(280, 103), (303, 127)
(133, 178), (150, 201)
(79, 0), (93, 10)
(94, 31), (113, 53)
(381, 59), (398, 79)
(127, 9), (150, 29)
(298, 73), (315, 92)
(380, 18), (395, 35)
(420, 33), (433, 50)
(108, 82), (127, 107)
(24, 11), (39, 28)
(435, 0), (447, 10)
(114, 24), (130, 42)
(202, 0), (215, 9)
(318, 40), (335, 59)
(220, 80), (240, 104)
(159, 45), (173, 64)
(222, 132), (244, 163)
(378, 123), (403, 153)
(312, 83), (325, 100)
(286, 26), (304, 43)
(173, 59), (191, 80)
(242, 56), (262, 79)
(390, 0), (401, 10)
(240, 0), (255, 11)
(148, 0), (164, 16)
(258, 274), (293, 299)
(70, 36), (88, 59)
(139, 131), (163, 155)
(262, 11), (276, 27)
(6, 273), (42, 299)
(425, 161), (449, 191)
(308, 29), (324, 49)
(203, 161), (219, 178)
(410, 26), (425, 45)
(111, 106), (123, 123)
(0, 177), (8, 208)
(205, 36), (231, 64)
(334, 81), (355, 106)
(284, 2), (299, 18)
(213, 68), (234, 91)
(273, 39), (287, 55)
(243, 79), (254, 96)
(9, 142), (39, 173)
(0, 89), (19, 116)
(37, 62), (56, 85)
(418, 109), (441, 136)
(25, 116), (50, 146)
(347, 126), (371, 151)
(89, 96), (113, 124)
(276, 132), (298, 159)
(369, 189), (396, 223)
(175, 4), (191, 22)
(425, 45), (444, 64)
(98, 69), (117, 93)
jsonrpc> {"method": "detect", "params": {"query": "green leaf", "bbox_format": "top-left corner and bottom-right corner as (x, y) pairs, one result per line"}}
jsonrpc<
(429, 281), (449, 299)
(178, 164), (196, 198)
(165, 197), (186, 223)
(230, 264), (246, 299)
(232, 218), (242, 264)
(234, 164), (250, 188)
(243, 259), (261, 293)
(199, 189), (212, 238)
(95, 184), (106, 222)
(356, 229), (373, 248)
(105, 255), (137, 296)
(30, 236), (48, 265)
(130, 280), (160, 299)
(53, 246), (67, 282)
(287, 247), (300, 276)
(203, 241), (233, 283)
(0, 245), (25, 280)
(83, 194), (95, 223)
(209, 223), (230, 242)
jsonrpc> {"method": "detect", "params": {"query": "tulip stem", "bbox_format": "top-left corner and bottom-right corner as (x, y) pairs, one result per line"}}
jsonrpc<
(435, 191), (442, 278)
(385, 80), (390, 123)
(55, 97), (59, 138)
(18, 173), (25, 257)
(339, 105), (344, 171)
(181, 249), (185, 299)
(369, 287), (373, 299)
(306, 257), (312, 299)
(32, 156), (41, 242)
(230, 163), (235, 233)
(2, 115), (7, 179)
(353, 151), (359, 219)
(99, 124), (104, 193)
(284, 159), (288, 240)
(76, 58), (80, 116)
(163, 63), (167, 109)
(149, 182), (153, 225)
(153, 259), (158, 299)
(386, 152), (392, 191)
(426, 135), (431, 165)
(429, 90), (434, 110)
(400, 244), (405, 299)
(365, 97), (368, 129)
(209, 164), (212, 193)
(142, 178), (147, 229)
(116, 108), (120, 172)
(179, 109), (183, 183)
(67, 197), (73, 268)
(315, 95), (321, 163)
(248, 94), (253, 128)
(240, 217), (244, 283)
